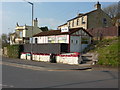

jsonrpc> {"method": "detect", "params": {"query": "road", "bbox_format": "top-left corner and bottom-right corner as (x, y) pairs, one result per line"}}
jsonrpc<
(1, 57), (119, 88)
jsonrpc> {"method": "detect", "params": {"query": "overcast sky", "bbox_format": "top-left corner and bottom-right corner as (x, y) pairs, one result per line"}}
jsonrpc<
(0, 0), (118, 35)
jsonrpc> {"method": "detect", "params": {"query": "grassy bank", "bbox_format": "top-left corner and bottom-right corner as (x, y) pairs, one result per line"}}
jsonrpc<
(90, 37), (119, 67)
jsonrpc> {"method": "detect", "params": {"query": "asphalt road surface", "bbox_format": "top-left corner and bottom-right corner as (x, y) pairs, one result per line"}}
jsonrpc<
(1, 57), (119, 88)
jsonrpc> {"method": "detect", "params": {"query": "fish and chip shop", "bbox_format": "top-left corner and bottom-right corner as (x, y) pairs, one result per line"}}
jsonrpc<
(21, 27), (92, 64)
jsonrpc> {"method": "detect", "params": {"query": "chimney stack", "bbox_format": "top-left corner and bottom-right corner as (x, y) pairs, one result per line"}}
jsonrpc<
(33, 18), (38, 27)
(94, 1), (101, 10)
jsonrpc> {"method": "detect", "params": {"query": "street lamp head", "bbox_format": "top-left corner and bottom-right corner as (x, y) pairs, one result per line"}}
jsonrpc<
(28, 2), (33, 5)
(23, 0), (33, 5)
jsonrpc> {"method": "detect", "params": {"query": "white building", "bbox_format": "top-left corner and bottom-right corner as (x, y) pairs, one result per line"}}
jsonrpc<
(10, 18), (48, 45)
(33, 27), (92, 52)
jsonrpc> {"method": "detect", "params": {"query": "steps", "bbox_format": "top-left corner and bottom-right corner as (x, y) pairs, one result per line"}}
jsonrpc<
(81, 52), (98, 65)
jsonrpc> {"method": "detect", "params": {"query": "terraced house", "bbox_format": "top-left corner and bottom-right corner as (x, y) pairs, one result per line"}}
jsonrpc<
(57, 2), (113, 30)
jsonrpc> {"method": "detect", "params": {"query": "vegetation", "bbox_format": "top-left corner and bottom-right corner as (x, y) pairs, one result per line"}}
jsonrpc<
(97, 39), (118, 67)
(7, 45), (23, 58)
(90, 37), (119, 67)
(0, 33), (11, 48)
(103, 2), (120, 26)
(103, 3), (119, 18)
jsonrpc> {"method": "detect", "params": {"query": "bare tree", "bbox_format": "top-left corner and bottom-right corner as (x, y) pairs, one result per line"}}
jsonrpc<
(103, 2), (120, 26)
(1, 34), (8, 44)
(103, 3), (119, 18)
(0, 33), (11, 48)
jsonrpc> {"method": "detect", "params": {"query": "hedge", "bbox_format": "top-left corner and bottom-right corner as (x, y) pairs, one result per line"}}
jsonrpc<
(7, 45), (23, 58)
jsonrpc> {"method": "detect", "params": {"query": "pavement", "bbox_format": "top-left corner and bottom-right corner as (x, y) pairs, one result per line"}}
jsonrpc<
(2, 57), (118, 71)
(2, 57), (92, 71)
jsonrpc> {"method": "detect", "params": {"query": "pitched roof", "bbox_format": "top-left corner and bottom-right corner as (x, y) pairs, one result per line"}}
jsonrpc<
(58, 23), (67, 27)
(67, 10), (97, 21)
(10, 32), (16, 35)
(58, 10), (97, 27)
(33, 27), (92, 37)
(86, 26), (118, 37)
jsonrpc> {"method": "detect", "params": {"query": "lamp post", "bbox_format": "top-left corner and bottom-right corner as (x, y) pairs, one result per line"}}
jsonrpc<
(27, 1), (34, 60)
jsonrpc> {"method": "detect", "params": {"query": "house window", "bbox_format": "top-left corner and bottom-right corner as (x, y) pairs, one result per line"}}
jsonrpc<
(35, 38), (37, 44)
(103, 18), (107, 25)
(19, 31), (23, 38)
(77, 19), (79, 26)
(72, 20), (74, 27)
(68, 22), (70, 28)
(58, 37), (67, 43)
(48, 37), (55, 43)
(71, 40), (73, 43)
(76, 40), (78, 44)
(82, 17), (85, 24)
(81, 37), (89, 44)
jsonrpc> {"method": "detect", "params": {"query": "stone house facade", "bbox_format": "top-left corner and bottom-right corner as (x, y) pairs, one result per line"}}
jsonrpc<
(58, 2), (113, 30)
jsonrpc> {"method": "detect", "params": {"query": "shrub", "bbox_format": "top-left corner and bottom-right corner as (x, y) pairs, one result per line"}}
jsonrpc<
(7, 45), (23, 58)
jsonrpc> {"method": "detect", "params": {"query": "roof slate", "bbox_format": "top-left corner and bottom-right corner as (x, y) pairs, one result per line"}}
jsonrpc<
(33, 27), (92, 37)
(67, 10), (97, 22)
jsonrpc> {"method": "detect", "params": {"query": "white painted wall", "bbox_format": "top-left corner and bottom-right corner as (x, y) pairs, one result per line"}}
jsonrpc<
(22, 30), (26, 37)
(33, 29), (91, 53)
(70, 36), (81, 52)
(70, 36), (90, 52)
(20, 53), (82, 65)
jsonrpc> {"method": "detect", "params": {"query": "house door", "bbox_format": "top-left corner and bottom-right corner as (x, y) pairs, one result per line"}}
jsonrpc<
(70, 36), (81, 52)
